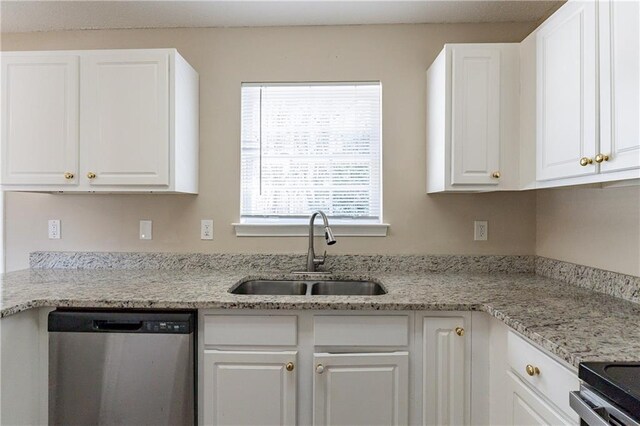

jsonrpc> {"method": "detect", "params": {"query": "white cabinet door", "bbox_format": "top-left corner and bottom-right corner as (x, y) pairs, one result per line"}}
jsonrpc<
(450, 47), (501, 185)
(599, 0), (640, 173)
(1, 55), (79, 185)
(203, 350), (297, 426)
(507, 373), (569, 426)
(313, 352), (408, 426)
(422, 317), (467, 425)
(536, 1), (597, 181)
(81, 51), (170, 186)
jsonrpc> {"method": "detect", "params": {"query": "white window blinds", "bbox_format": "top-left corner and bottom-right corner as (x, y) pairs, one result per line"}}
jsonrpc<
(240, 82), (382, 224)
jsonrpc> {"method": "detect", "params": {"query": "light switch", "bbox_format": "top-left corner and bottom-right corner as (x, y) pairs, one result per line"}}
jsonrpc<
(139, 220), (152, 240)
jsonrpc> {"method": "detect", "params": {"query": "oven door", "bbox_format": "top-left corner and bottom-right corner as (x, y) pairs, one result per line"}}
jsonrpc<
(570, 386), (640, 426)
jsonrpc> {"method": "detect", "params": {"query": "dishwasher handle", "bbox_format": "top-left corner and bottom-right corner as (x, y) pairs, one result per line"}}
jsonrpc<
(93, 320), (143, 331)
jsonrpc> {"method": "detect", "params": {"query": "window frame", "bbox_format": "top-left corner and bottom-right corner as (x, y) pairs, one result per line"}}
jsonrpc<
(234, 81), (388, 237)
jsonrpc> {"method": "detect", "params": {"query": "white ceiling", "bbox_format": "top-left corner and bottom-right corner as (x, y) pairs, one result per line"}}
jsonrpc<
(1, 0), (564, 33)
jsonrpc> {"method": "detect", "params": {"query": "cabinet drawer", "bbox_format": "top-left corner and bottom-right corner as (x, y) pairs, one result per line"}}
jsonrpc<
(508, 332), (579, 420)
(204, 315), (297, 346)
(313, 315), (409, 347)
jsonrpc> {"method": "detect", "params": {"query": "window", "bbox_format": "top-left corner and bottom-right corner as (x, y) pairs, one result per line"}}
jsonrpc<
(239, 82), (382, 230)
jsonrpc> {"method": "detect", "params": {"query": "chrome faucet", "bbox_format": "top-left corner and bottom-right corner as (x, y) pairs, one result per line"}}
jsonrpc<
(305, 210), (336, 272)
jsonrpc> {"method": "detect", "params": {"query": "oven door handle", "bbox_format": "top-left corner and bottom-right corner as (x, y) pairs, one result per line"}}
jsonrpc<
(570, 391), (611, 426)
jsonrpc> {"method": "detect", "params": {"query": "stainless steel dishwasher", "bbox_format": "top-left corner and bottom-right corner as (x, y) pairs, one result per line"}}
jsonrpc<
(48, 310), (196, 426)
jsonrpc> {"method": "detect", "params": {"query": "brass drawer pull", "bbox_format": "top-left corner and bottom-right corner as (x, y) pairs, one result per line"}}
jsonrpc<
(525, 364), (540, 376)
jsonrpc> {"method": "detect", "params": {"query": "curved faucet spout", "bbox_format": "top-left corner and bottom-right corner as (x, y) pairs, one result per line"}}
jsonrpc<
(306, 210), (337, 272)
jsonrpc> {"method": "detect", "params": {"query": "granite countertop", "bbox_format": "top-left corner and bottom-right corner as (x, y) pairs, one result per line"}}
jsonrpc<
(2, 267), (639, 368)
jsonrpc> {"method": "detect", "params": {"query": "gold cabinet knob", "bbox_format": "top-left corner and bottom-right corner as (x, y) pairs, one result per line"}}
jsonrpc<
(316, 364), (325, 374)
(285, 362), (294, 372)
(579, 157), (593, 166)
(87, 172), (96, 179)
(455, 327), (464, 336)
(525, 364), (540, 376)
(64, 172), (74, 180)
(491, 171), (501, 179)
(595, 154), (610, 163)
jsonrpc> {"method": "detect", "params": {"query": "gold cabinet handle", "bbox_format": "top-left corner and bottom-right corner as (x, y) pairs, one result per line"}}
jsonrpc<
(87, 172), (97, 179)
(285, 362), (294, 372)
(491, 171), (501, 179)
(316, 364), (325, 374)
(455, 327), (464, 336)
(525, 364), (540, 376)
(64, 172), (74, 180)
(595, 154), (610, 163)
(579, 157), (593, 166)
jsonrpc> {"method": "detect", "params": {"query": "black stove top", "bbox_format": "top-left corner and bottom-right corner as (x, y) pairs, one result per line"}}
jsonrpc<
(580, 362), (640, 418)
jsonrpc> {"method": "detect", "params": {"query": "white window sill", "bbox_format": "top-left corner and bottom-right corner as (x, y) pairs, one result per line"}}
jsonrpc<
(232, 223), (389, 237)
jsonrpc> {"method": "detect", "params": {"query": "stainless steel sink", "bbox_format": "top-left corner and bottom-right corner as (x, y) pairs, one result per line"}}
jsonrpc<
(230, 279), (386, 296)
(310, 280), (386, 296)
(230, 280), (307, 295)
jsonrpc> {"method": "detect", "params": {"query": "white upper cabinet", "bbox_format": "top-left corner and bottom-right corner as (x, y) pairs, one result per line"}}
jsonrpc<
(1, 55), (79, 185)
(522, 0), (640, 188)
(535, 0), (598, 181)
(0, 49), (199, 193)
(82, 51), (170, 186)
(426, 44), (520, 193)
(450, 47), (501, 186)
(598, 0), (640, 174)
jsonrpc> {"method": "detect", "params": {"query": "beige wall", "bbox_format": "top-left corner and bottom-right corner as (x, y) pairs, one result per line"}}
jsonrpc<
(536, 185), (640, 277)
(2, 23), (541, 271)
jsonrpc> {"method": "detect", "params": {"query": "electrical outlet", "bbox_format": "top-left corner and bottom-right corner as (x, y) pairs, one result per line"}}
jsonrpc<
(139, 220), (153, 240)
(201, 219), (213, 240)
(48, 220), (61, 239)
(474, 221), (488, 241)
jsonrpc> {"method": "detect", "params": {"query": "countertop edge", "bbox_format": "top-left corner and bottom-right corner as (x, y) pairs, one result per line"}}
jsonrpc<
(1, 297), (584, 369)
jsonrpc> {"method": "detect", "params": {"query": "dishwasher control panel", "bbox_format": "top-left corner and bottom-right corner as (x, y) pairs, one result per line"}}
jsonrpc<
(146, 320), (190, 333)
(49, 310), (194, 334)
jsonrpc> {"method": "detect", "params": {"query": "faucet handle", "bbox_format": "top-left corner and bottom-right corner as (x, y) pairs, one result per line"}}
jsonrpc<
(314, 251), (327, 266)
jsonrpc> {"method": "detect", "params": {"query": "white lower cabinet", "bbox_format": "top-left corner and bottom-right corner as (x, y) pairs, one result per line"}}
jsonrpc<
(507, 373), (569, 426)
(200, 311), (464, 426)
(312, 352), (409, 426)
(421, 316), (467, 426)
(202, 350), (297, 426)
(200, 311), (578, 426)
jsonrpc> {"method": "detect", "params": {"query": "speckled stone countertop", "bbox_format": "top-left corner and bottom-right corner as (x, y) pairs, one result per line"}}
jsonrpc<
(2, 267), (639, 368)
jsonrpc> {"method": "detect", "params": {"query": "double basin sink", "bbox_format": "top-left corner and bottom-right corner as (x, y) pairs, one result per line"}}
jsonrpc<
(230, 279), (387, 296)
